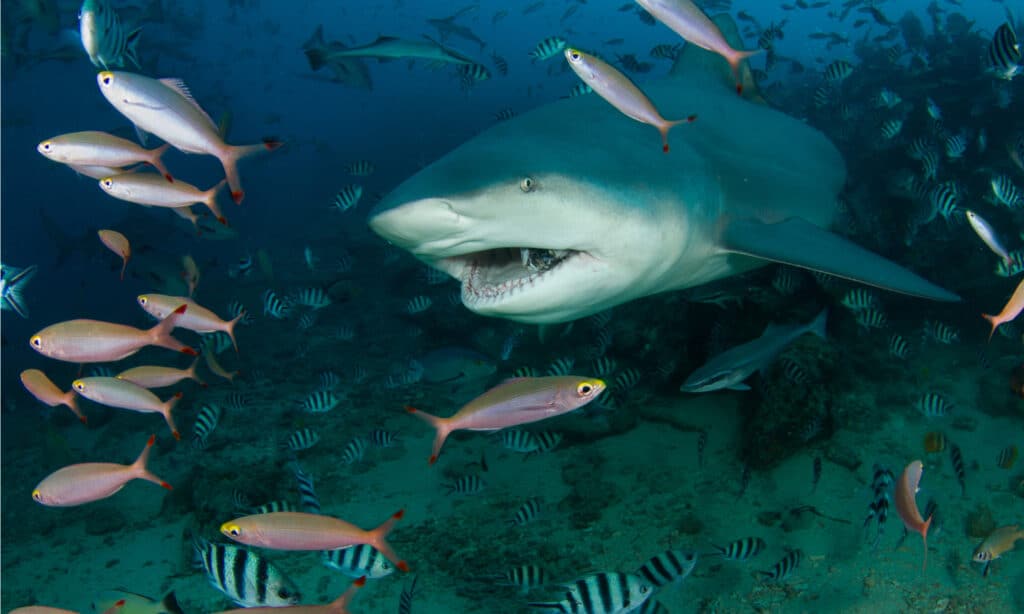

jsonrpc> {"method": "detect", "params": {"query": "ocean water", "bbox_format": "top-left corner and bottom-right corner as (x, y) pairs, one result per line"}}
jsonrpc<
(2, 0), (1023, 612)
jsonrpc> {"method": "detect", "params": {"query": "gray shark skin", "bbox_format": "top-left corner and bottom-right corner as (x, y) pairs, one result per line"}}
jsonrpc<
(369, 16), (958, 324)
(681, 309), (827, 393)
(305, 31), (478, 66)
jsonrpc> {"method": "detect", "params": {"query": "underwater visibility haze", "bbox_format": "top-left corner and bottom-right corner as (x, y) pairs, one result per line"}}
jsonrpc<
(1, 0), (1023, 612)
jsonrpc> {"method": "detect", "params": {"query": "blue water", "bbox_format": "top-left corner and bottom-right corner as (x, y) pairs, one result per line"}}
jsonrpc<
(2, 1), (1023, 612)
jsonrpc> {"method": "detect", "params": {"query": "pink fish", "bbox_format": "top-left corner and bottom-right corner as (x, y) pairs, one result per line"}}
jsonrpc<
(30, 304), (196, 363)
(116, 358), (205, 389)
(406, 376), (605, 464)
(72, 377), (183, 440)
(13, 602), (125, 614)
(220, 511), (409, 571)
(32, 435), (171, 507)
(97, 229), (131, 280)
(137, 294), (241, 351)
(20, 369), (86, 423)
(634, 0), (761, 94)
(982, 278), (1024, 341)
(213, 577), (365, 614)
(894, 459), (933, 571)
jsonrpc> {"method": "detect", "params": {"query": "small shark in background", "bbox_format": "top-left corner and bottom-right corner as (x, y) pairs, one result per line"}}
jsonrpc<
(681, 309), (827, 393)
(0, 263), (38, 318)
(301, 25), (374, 91)
(369, 15), (958, 324)
(303, 26), (478, 68)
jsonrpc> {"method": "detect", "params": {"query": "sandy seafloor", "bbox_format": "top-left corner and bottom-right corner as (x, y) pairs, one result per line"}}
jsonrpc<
(2, 320), (1022, 614)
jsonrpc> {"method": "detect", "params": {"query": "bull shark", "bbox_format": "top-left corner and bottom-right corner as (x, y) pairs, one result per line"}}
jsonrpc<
(369, 16), (959, 324)
(303, 27), (478, 67)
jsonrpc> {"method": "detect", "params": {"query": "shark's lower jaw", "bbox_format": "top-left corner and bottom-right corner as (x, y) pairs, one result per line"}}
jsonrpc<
(431, 247), (589, 320)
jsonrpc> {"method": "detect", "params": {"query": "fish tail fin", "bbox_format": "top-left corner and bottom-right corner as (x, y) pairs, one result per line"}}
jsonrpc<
(332, 577), (366, 609)
(186, 356), (207, 388)
(921, 513), (932, 572)
(204, 179), (228, 226)
(221, 140), (283, 204)
(367, 510), (409, 572)
(226, 312), (243, 354)
(148, 304), (197, 356)
(729, 48), (762, 94)
(124, 27), (143, 69)
(405, 405), (450, 465)
(660, 114), (698, 153)
(304, 47), (328, 70)
(148, 143), (174, 182)
(64, 391), (87, 424)
(809, 308), (828, 339)
(134, 434), (173, 489)
(981, 313), (998, 341)
(163, 392), (183, 440)
(3, 264), (37, 318)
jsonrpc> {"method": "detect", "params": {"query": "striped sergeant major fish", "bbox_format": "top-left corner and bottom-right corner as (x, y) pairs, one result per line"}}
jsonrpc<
(193, 538), (300, 607)
(293, 464), (321, 514)
(756, 549), (803, 582)
(79, 0), (141, 69)
(711, 536), (765, 561)
(635, 549), (697, 588)
(0, 263), (37, 318)
(864, 464), (894, 548)
(986, 22), (1022, 80)
(529, 572), (653, 613)
(322, 543), (395, 579)
(191, 403), (222, 450)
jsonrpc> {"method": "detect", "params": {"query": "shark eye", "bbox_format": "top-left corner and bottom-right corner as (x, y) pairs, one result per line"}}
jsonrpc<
(520, 177), (536, 192)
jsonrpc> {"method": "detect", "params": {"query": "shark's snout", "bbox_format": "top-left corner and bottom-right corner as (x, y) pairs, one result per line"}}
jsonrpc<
(369, 197), (461, 253)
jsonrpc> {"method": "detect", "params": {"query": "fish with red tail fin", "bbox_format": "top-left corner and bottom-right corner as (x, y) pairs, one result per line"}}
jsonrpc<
(894, 460), (932, 571)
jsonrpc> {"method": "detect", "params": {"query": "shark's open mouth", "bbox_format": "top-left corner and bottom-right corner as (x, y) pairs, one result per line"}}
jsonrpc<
(441, 248), (581, 304)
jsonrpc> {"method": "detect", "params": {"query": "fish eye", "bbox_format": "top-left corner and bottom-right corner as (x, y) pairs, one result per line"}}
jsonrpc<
(227, 527), (240, 536)
(520, 177), (535, 192)
(73, 381), (85, 391)
(102, 178), (113, 188)
(139, 296), (148, 305)
(30, 336), (42, 348)
(577, 383), (592, 395)
(101, 74), (112, 86)
(569, 50), (581, 62)
(40, 142), (51, 151)
(32, 490), (42, 501)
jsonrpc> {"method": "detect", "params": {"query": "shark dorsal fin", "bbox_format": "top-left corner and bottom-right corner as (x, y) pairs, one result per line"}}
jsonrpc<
(669, 14), (764, 104)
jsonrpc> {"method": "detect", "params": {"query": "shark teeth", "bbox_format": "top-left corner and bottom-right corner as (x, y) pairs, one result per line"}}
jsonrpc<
(461, 248), (576, 304)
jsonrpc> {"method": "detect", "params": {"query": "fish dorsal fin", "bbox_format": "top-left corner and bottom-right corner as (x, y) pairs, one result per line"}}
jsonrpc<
(669, 14), (763, 103)
(158, 78), (217, 131)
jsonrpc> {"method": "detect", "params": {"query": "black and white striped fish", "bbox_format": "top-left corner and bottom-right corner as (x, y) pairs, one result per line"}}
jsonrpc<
(635, 549), (697, 588)
(712, 536), (765, 561)
(546, 357), (574, 376)
(318, 371), (340, 391)
(368, 429), (399, 447)
(284, 427), (319, 450)
(917, 392), (952, 418)
(191, 403), (222, 450)
(298, 389), (341, 413)
(293, 465), (321, 514)
(262, 289), (292, 320)
(498, 429), (539, 453)
(530, 431), (563, 455)
(226, 392), (249, 410)
(529, 572), (652, 613)
(497, 564), (549, 593)
(494, 108), (516, 121)
(332, 185), (363, 212)
(592, 356), (618, 377)
(322, 543), (394, 579)
(841, 288), (879, 312)
(614, 368), (641, 391)
(923, 320), (959, 344)
(756, 549), (803, 582)
(888, 334), (910, 359)
(194, 539), (300, 607)
(291, 287), (331, 310)
(346, 160), (375, 176)
(509, 497), (543, 526)
(252, 500), (297, 514)
(513, 366), (540, 378)
(855, 308), (887, 330)
(950, 443), (966, 496)
(398, 575), (417, 614)
(864, 464), (894, 548)
(458, 62), (491, 84)
(406, 296), (432, 314)
(567, 82), (593, 97)
(492, 52), (509, 75)
(225, 300), (253, 325)
(823, 59), (853, 82)
(296, 312), (317, 331)
(445, 475), (485, 495)
(79, 0), (141, 69)
(986, 22), (1022, 80)
(530, 36), (566, 61)
(341, 437), (367, 464)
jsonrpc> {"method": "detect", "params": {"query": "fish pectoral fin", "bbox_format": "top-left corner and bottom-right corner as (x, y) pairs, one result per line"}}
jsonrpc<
(720, 217), (960, 302)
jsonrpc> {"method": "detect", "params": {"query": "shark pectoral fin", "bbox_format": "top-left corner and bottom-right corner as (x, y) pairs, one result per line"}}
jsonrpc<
(728, 383), (751, 391)
(721, 217), (960, 302)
